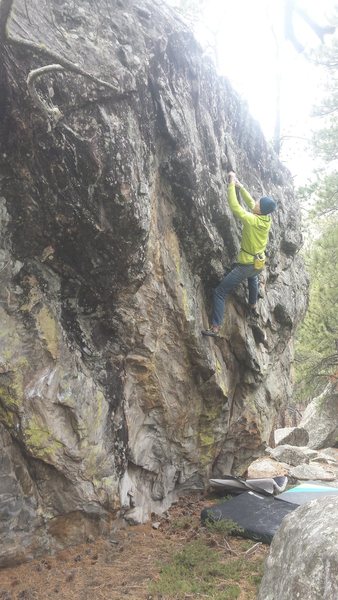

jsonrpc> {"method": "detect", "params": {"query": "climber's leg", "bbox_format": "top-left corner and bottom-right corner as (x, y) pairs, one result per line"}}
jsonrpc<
(247, 270), (263, 317)
(211, 264), (256, 327)
(247, 273), (259, 316)
(247, 272), (259, 306)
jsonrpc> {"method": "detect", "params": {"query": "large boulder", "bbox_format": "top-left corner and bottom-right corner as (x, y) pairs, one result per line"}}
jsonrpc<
(258, 497), (338, 600)
(267, 444), (309, 466)
(0, 0), (307, 564)
(246, 457), (289, 478)
(300, 383), (338, 449)
(289, 463), (335, 481)
(274, 426), (309, 447)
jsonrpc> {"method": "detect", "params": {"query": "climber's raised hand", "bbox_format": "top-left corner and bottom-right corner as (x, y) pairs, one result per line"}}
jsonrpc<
(228, 171), (243, 188)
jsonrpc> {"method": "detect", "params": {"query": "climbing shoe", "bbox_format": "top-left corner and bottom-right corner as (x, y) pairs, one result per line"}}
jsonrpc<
(251, 323), (268, 346)
(248, 307), (259, 319)
(202, 328), (221, 338)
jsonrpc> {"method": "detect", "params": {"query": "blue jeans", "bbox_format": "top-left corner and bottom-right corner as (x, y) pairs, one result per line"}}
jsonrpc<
(212, 264), (261, 327)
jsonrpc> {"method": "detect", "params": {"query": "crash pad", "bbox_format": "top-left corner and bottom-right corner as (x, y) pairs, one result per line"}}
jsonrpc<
(201, 491), (297, 544)
(276, 481), (338, 505)
(209, 475), (287, 495)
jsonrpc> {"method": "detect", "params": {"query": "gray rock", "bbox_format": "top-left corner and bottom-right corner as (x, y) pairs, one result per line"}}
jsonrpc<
(274, 426), (309, 447)
(0, 0), (307, 565)
(258, 497), (338, 600)
(289, 463), (335, 481)
(268, 444), (309, 466)
(300, 384), (338, 449)
(313, 450), (338, 482)
(320, 448), (338, 461)
(247, 458), (289, 478)
(312, 454), (337, 465)
(301, 447), (320, 460)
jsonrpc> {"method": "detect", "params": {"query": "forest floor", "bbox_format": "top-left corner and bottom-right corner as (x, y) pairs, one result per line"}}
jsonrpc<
(0, 493), (269, 600)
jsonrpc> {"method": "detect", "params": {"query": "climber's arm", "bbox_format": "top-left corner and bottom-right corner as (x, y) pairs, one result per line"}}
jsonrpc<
(238, 185), (255, 211)
(227, 180), (255, 224)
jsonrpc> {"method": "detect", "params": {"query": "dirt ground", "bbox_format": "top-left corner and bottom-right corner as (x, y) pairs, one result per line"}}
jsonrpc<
(0, 494), (269, 600)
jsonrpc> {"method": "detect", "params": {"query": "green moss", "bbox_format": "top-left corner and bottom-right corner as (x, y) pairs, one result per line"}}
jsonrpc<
(198, 390), (227, 465)
(1, 349), (14, 361)
(0, 403), (15, 428)
(198, 382), (231, 466)
(198, 430), (216, 466)
(215, 359), (228, 396)
(215, 359), (222, 374)
(25, 416), (63, 460)
(94, 391), (105, 428)
(172, 241), (181, 275)
(181, 287), (189, 318)
(77, 389), (107, 450)
(0, 366), (25, 408)
(199, 432), (215, 446)
(36, 306), (59, 359)
(84, 446), (101, 478)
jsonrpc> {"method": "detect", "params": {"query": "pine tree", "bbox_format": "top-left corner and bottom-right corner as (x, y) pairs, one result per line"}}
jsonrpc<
(295, 220), (338, 401)
(295, 22), (338, 402)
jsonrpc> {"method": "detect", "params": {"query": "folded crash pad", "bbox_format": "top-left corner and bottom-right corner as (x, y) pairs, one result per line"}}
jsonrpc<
(209, 475), (288, 495)
(276, 481), (338, 505)
(201, 491), (297, 544)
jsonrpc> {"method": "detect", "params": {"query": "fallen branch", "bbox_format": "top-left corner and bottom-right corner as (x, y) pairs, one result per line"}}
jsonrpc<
(27, 63), (64, 124)
(11, 34), (119, 92)
(223, 537), (238, 555)
(244, 542), (262, 557)
(1, 0), (123, 129)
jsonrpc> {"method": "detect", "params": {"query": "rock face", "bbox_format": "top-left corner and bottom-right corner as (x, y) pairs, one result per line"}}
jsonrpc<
(300, 383), (338, 449)
(258, 497), (338, 600)
(0, 0), (307, 564)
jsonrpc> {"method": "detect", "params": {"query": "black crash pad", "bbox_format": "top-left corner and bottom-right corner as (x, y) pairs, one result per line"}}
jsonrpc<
(201, 491), (297, 544)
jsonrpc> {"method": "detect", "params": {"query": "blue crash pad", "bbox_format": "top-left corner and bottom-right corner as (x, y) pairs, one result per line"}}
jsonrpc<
(276, 481), (338, 505)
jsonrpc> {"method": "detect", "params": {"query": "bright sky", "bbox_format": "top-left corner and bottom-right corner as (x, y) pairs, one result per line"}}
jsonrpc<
(166, 0), (338, 183)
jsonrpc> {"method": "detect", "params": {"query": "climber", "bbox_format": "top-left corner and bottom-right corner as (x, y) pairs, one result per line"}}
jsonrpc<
(202, 171), (276, 338)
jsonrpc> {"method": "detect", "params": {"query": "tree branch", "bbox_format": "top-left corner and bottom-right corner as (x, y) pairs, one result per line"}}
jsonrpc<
(0, 0), (14, 41)
(284, 0), (304, 53)
(284, 0), (335, 53)
(27, 64), (64, 125)
(10, 34), (119, 92)
(295, 7), (335, 43)
(1, 0), (126, 131)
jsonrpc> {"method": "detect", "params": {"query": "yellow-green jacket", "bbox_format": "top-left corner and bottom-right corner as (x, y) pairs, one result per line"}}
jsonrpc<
(228, 182), (271, 265)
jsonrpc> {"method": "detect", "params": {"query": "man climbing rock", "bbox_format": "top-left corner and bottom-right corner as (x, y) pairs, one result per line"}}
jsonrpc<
(202, 171), (276, 337)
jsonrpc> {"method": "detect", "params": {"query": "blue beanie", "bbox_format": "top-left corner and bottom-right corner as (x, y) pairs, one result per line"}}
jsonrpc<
(260, 196), (276, 215)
